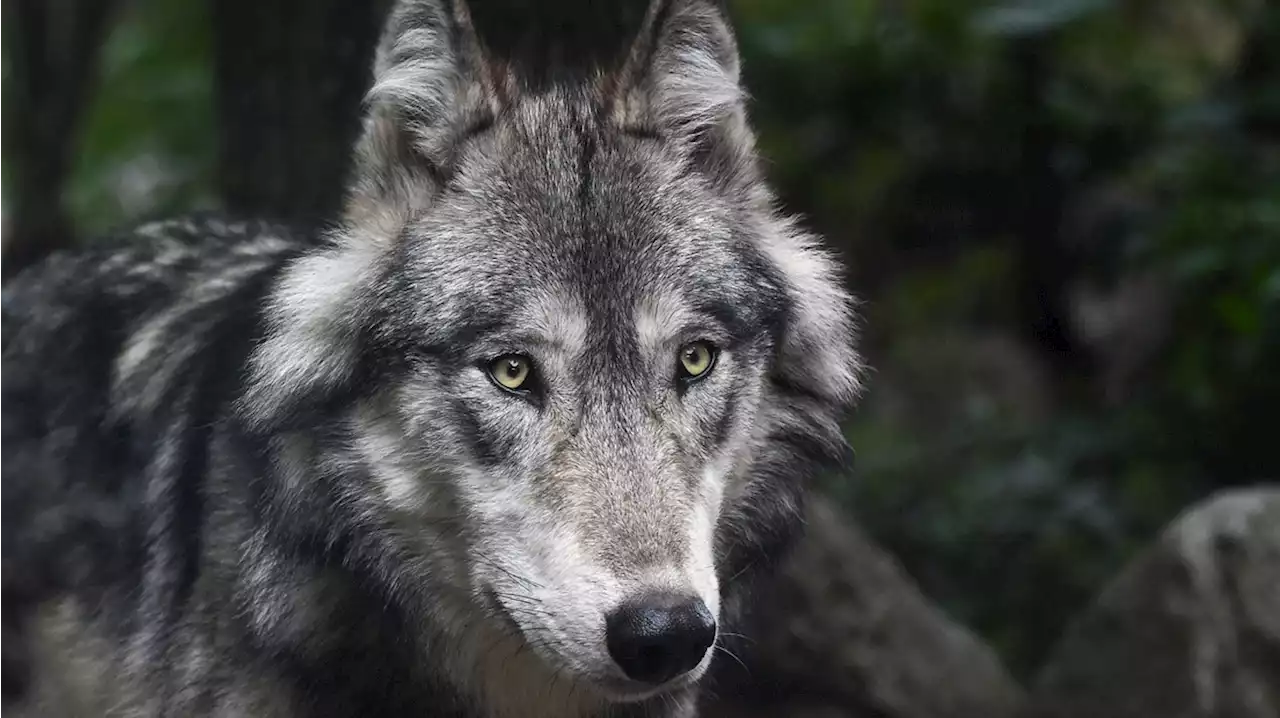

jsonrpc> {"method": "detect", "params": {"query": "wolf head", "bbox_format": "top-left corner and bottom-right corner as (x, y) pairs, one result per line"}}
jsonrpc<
(241, 0), (862, 709)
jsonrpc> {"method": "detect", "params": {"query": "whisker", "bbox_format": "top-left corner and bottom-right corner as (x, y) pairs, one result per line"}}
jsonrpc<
(714, 643), (750, 674)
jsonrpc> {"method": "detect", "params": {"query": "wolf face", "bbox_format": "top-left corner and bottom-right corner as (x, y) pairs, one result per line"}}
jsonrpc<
(239, 0), (862, 710)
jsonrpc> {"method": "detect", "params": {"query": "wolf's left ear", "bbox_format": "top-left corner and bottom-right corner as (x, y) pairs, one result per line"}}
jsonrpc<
(614, 0), (755, 188)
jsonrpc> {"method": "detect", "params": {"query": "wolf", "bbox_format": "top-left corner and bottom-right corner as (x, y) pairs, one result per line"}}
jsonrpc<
(1, 0), (863, 715)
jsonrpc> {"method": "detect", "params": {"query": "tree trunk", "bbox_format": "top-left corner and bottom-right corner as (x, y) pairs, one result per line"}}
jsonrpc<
(1, 0), (119, 281)
(1007, 39), (1092, 385)
(210, 0), (392, 228)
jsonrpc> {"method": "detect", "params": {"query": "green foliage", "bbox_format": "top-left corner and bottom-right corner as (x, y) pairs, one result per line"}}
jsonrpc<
(975, 0), (1112, 37)
(69, 0), (218, 235)
(1135, 132), (1280, 481)
(737, 0), (1278, 678)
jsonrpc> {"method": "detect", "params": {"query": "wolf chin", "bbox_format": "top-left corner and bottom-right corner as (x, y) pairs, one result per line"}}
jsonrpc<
(1, 1), (863, 716)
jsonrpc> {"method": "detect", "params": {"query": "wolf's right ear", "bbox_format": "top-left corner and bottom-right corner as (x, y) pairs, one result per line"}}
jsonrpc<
(239, 1), (496, 430)
(345, 0), (498, 240)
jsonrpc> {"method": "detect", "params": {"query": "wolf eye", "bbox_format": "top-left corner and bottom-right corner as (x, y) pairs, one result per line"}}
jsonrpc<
(677, 341), (717, 381)
(488, 354), (533, 392)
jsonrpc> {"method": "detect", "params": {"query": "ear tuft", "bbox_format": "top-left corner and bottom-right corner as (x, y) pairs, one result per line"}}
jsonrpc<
(615, 1), (757, 188)
(365, 0), (492, 157)
(344, 0), (494, 235)
(646, 1), (743, 137)
(367, 6), (464, 121)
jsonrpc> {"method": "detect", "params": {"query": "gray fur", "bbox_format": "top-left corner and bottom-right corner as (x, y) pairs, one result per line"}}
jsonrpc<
(1, 1), (863, 716)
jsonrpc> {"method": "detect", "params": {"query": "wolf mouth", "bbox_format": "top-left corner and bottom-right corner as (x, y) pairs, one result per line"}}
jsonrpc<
(478, 587), (702, 702)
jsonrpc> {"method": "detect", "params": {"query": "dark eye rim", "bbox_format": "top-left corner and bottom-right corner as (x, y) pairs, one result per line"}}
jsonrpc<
(677, 341), (719, 384)
(485, 353), (538, 396)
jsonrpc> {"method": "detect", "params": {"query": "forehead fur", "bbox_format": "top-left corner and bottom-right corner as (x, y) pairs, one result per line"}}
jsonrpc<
(385, 89), (786, 344)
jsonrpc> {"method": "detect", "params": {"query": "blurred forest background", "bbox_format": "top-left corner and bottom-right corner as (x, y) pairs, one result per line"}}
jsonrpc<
(3, 0), (1278, 682)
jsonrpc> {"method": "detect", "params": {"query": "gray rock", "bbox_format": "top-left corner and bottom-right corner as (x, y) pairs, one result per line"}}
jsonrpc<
(702, 494), (1025, 718)
(1024, 487), (1280, 718)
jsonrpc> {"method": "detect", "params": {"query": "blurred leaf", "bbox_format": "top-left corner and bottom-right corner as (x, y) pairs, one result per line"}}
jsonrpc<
(973, 0), (1111, 36)
(67, 0), (218, 235)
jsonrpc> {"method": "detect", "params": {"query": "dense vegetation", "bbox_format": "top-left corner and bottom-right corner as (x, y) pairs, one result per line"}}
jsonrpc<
(735, 0), (1279, 674)
(4, 0), (1277, 679)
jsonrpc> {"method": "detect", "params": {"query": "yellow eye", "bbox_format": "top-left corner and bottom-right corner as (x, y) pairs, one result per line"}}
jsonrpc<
(678, 341), (716, 379)
(488, 354), (532, 391)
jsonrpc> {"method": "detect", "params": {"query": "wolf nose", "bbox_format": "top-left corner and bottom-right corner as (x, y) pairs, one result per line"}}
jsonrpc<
(605, 593), (717, 685)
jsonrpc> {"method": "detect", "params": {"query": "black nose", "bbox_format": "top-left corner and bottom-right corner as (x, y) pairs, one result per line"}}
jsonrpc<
(605, 593), (717, 685)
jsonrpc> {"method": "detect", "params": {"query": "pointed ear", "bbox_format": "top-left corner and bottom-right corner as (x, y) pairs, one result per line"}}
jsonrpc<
(241, 1), (500, 430)
(613, 0), (756, 187)
(345, 0), (499, 239)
